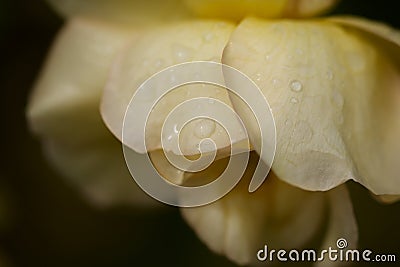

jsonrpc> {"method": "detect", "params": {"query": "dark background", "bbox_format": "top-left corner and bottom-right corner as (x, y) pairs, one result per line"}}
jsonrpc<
(1, 0), (399, 266)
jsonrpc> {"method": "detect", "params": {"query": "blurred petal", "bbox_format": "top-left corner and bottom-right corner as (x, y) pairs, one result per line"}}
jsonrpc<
(315, 186), (358, 267)
(222, 18), (400, 194)
(27, 17), (135, 144)
(149, 150), (185, 185)
(27, 18), (154, 206)
(181, 153), (326, 265)
(44, 137), (157, 207)
(372, 194), (400, 204)
(101, 20), (248, 156)
(183, 0), (339, 20)
(288, 0), (340, 17)
(47, 0), (191, 26)
(328, 16), (400, 51)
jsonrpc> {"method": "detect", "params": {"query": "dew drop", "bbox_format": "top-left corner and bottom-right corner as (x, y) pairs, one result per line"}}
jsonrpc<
(255, 73), (262, 82)
(290, 97), (299, 104)
(203, 32), (214, 42)
(173, 124), (179, 134)
(172, 44), (193, 63)
(265, 55), (271, 61)
(347, 52), (366, 72)
(332, 90), (344, 109)
(336, 114), (344, 125)
(194, 119), (216, 139)
(167, 134), (173, 142)
(290, 80), (303, 92)
(154, 59), (164, 68)
(272, 78), (282, 88)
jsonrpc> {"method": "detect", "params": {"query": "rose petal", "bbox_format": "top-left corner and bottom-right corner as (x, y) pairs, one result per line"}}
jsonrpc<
(47, 0), (191, 25)
(100, 20), (248, 156)
(328, 16), (400, 50)
(183, 0), (339, 20)
(315, 185), (358, 267)
(26, 18), (154, 206)
(27, 17), (135, 144)
(222, 17), (400, 194)
(148, 150), (185, 185)
(44, 137), (157, 207)
(372, 194), (400, 204)
(181, 152), (326, 265)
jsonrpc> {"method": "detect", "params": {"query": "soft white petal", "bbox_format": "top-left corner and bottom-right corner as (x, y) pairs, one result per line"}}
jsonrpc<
(100, 20), (248, 156)
(27, 17), (135, 144)
(26, 18), (154, 206)
(181, 153), (326, 265)
(183, 0), (339, 20)
(222, 17), (400, 195)
(315, 185), (358, 267)
(44, 137), (157, 207)
(372, 194), (400, 204)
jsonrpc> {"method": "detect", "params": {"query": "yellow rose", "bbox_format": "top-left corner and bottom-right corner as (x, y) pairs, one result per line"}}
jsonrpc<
(27, 0), (399, 265)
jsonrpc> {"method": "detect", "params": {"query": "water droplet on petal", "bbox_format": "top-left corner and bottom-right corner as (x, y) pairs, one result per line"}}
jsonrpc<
(290, 97), (299, 104)
(172, 44), (193, 63)
(167, 134), (173, 142)
(290, 80), (303, 92)
(347, 52), (366, 72)
(154, 59), (164, 68)
(203, 32), (214, 42)
(336, 114), (344, 125)
(272, 78), (282, 88)
(194, 119), (216, 139)
(332, 90), (344, 109)
(285, 119), (292, 126)
(173, 124), (179, 134)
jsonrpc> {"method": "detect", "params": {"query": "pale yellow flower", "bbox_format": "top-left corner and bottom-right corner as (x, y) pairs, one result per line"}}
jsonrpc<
(27, 0), (399, 265)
